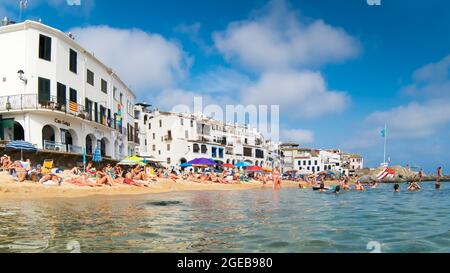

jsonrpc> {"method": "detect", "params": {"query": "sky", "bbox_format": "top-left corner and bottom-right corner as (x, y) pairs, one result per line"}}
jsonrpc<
(1, 0), (449, 172)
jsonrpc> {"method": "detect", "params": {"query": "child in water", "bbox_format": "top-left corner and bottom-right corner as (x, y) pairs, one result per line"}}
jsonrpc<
(394, 184), (400, 192)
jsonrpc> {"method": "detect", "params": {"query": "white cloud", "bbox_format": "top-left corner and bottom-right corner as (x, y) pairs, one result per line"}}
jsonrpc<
(367, 99), (450, 139)
(190, 66), (252, 94)
(213, 0), (360, 72)
(174, 22), (213, 53)
(153, 88), (234, 113)
(70, 25), (191, 92)
(241, 71), (349, 118)
(403, 54), (450, 97)
(281, 129), (314, 144)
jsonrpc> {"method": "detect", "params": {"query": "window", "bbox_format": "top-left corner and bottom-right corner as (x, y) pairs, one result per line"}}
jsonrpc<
(94, 102), (98, 123)
(101, 79), (108, 94)
(317, 167), (321, 172)
(38, 77), (50, 103)
(201, 145), (208, 154)
(167, 144), (171, 151)
(69, 49), (77, 73)
(167, 158), (171, 164)
(87, 70), (94, 86)
(57, 83), (66, 106)
(149, 123), (152, 130)
(193, 144), (200, 153)
(152, 145), (156, 151)
(190, 120), (194, 127)
(308, 160), (311, 166)
(180, 118), (184, 126)
(120, 93), (123, 104)
(39, 34), (52, 61)
(185, 130), (189, 139)
(243, 147), (252, 157)
(113, 86), (117, 99)
(152, 133), (155, 140)
(314, 160), (318, 166)
(69, 88), (77, 103)
(159, 120), (162, 128)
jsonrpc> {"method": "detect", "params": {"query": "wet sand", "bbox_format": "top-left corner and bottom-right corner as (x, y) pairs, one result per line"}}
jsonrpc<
(0, 172), (300, 200)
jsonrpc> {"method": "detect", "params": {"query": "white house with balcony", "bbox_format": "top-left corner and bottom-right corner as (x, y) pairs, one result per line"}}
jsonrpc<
(135, 109), (276, 168)
(0, 19), (137, 160)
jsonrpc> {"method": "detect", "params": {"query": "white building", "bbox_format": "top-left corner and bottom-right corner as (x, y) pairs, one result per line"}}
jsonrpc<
(281, 144), (355, 175)
(135, 108), (277, 168)
(0, 19), (137, 160)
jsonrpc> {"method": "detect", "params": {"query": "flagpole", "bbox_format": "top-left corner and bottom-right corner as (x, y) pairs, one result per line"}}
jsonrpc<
(383, 123), (387, 165)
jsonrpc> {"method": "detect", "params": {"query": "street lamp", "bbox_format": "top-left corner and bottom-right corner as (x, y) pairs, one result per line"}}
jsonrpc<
(17, 70), (27, 84)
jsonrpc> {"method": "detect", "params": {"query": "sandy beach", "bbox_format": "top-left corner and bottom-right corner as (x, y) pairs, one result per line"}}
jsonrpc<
(0, 172), (301, 200)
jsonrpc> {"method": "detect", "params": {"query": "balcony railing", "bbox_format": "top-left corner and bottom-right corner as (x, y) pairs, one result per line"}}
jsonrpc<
(0, 94), (116, 129)
(43, 140), (83, 154)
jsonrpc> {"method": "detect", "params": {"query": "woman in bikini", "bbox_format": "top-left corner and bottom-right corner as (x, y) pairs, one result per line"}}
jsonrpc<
(273, 168), (282, 190)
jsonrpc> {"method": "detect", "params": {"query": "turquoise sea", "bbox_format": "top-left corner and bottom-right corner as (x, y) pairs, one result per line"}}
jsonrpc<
(0, 183), (449, 253)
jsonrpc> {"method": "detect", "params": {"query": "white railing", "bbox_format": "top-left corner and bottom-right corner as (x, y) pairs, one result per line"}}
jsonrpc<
(43, 140), (82, 154)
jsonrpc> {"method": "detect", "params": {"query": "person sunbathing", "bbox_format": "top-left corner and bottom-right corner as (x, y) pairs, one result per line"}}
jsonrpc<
(96, 168), (115, 186)
(69, 167), (82, 176)
(1, 154), (12, 169)
(39, 173), (63, 186)
(66, 174), (98, 187)
(123, 171), (148, 187)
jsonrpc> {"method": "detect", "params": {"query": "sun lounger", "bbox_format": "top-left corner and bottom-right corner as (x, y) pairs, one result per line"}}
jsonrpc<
(41, 160), (54, 175)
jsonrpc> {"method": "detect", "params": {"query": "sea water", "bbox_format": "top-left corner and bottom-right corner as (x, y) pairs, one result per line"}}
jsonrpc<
(0, 183), (449, 253)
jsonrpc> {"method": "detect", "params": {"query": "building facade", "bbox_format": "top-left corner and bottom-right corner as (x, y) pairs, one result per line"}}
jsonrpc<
(281, 144), (361, 175)
(135, 109), (277, 168)
(0, 20), (138, 160)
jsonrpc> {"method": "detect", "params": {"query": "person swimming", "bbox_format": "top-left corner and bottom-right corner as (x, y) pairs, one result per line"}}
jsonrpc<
(334, 185), (341, 194)
(394, 184), (400, 192)
(407, 181), (421, 192)
(355, 181), (365, 191)
(318, 182), (327, 193)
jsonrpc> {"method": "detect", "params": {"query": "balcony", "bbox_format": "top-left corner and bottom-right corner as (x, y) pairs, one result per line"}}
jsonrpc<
(43, 140), (83, 154)
(0, 94), (117, 130)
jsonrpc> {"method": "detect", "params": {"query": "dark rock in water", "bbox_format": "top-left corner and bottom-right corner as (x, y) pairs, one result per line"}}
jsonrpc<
(146, 201), (182, 207)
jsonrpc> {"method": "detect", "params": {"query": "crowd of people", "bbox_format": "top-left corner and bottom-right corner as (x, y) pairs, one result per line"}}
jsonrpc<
(305, 166), (444, 194)
(0, 154), (285, 189)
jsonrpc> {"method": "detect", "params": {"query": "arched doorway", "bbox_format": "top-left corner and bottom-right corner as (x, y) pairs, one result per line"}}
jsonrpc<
(13, 122), (24, 141)
(85, 134), (96, 155)
(42, 125), (56, 149)
(100, 137), (110, 157)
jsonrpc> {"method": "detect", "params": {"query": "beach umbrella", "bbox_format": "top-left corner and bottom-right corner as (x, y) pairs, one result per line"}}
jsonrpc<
(118, 156), (145, 166)
(180, 163), (192, 168)
(262, 167), (273, 173)
(235, 161), (252, 168)
(247, 166), (262, 171)
(92, 146), (102, 163)
(5, 140), (37, 161)
(188, 158), (217, 166)
(222, 163), (235, 168)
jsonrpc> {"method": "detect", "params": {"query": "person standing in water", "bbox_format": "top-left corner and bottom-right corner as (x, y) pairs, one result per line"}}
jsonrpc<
(273, 168), (282, 190)
(436, 167), (443, 190)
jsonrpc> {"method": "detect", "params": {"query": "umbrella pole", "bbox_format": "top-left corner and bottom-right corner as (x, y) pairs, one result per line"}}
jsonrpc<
(21, 149), (23, 161)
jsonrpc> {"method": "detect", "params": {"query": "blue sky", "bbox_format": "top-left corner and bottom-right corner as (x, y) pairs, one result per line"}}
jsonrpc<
(1, 0), (449, 172)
